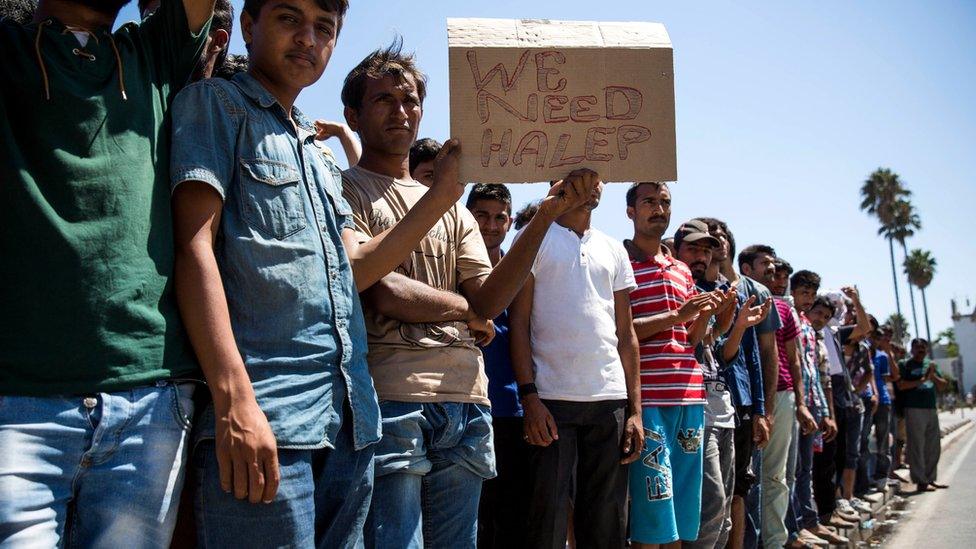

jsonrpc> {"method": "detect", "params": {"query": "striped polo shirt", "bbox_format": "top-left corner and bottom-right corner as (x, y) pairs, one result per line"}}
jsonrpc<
(626, 242), (706, 407)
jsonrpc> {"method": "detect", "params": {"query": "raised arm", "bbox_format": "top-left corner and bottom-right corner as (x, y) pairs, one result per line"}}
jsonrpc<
(184, 0), (216, 34)
(342, 140), (463, 291)
(315, 120), (362, 167)
(461, 169), (597, 320)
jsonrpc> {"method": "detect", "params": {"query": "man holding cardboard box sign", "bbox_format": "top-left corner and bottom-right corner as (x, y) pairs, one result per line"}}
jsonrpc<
(508, 179), (644, 549)
(339, 41), (600, 548)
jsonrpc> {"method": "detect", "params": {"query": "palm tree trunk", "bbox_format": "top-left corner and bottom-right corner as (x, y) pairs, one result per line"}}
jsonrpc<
(901, 241), (920, 338)
(921, 287), (933, 358)
(888, 238), (902, 317)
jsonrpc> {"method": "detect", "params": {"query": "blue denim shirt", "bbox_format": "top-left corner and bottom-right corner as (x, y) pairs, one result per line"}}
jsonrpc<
(169, 73), (380, 450)
(714, 279), (766, 416)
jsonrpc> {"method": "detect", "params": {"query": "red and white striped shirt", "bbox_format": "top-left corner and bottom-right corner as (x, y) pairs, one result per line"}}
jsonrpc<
(628, 248), (706, 407)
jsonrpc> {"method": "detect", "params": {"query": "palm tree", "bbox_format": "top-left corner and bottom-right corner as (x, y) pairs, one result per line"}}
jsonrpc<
(904, 249), (936, 353)
(885, 313), (909, 345)
(860, 168), (911, 318)
(884, 200), (922, 337)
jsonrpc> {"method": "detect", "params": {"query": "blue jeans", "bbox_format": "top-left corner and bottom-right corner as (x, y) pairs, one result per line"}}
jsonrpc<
(792, 431), (819, 530)
(365, 401), (495, 549)
(0, 382), (194, 548)
(744, 449), (762, 549)
(192, 412), (374, 548)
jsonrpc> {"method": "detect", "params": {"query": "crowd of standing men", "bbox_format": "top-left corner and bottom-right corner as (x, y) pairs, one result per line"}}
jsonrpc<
(0, 0), (951, 548)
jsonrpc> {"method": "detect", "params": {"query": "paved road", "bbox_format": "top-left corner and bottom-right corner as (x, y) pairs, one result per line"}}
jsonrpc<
(885, 420), (976, 548)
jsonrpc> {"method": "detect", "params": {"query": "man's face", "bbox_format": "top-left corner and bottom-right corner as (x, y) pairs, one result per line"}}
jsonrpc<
(807, 304), (833, 331)
(911, 341), (928, 360)
(744, 253), (776, 286)
(709, 225), (730, 263)
(412, 159), (435, 186)
(676, 241), (714, 281)
(242, 0), (338, 92)
(792, 285), (817, 312)
(627, 184), (671, 239)
(469, 199), (512, 250)
(771, 269), (790, 297)
(583, 180), (604, 211)
(346, 74), (422, 157)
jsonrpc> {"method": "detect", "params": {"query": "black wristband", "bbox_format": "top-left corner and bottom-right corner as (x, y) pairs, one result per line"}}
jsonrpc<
(518, 383), (538, 399)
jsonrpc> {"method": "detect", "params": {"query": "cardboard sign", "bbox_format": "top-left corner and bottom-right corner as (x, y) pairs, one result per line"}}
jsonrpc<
(448, 18), (676, 184)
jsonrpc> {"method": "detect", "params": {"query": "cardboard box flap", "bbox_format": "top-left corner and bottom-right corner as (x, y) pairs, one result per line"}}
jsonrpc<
(447, 18), (671, 49)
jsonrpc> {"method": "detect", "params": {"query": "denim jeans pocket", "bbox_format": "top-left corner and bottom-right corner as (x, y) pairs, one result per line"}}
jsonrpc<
(169, 382), (196, 430)
(239, 158), (307, 240)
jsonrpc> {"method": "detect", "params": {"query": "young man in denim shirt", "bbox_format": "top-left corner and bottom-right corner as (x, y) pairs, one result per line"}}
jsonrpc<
(168, 0), (472, 545)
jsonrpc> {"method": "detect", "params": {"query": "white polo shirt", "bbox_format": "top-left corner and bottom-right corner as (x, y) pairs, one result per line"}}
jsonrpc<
(518, 223), (637, 401)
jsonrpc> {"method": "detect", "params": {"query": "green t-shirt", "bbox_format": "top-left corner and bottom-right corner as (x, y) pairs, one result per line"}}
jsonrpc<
(899, 358), (940, 409)
(0, 2), (210, 395)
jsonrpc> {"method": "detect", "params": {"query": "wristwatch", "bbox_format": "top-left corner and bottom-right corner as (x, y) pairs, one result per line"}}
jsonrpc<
(517, 383), (538, 399)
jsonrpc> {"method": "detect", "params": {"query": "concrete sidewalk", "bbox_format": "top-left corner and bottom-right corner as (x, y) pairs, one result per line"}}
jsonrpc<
(824, 409), (974, 547)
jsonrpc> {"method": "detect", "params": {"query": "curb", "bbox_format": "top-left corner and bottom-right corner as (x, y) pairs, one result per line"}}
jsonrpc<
(846, 418), (976, 547)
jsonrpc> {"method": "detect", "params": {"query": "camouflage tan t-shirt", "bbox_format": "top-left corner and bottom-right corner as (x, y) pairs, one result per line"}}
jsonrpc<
(342, 166), (492, 404)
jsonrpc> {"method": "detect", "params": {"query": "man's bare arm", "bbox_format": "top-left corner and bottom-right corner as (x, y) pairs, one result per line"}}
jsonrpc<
(759, 331), (780, 415)
(614, 289), (645, 464)
(172, 181), (279, 505)
(342, 140), (463, 291)
(461, 170), (597, 319)
(184, 0), (217, 34)
(361, 272), (474, 324)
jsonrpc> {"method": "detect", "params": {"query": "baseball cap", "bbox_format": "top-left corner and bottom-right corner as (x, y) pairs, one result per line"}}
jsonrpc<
(674, 219), (720, 250)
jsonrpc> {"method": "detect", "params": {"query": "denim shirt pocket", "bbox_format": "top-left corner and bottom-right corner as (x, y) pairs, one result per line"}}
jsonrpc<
(239, 158), (308, 239)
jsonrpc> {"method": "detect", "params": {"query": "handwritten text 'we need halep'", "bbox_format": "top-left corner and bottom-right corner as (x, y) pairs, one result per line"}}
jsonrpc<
(465, 50), (652, 170)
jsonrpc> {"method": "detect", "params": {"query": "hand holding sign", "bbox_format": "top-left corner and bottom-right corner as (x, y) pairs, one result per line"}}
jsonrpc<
(428, 138), (464, 207)
(540, 168), (601, 218)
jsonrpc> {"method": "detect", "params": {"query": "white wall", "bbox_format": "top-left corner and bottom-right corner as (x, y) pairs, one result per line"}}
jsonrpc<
(954, 314), (976, 395)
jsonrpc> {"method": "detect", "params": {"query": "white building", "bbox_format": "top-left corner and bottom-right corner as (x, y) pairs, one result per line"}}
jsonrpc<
(952, 299), (976, 396)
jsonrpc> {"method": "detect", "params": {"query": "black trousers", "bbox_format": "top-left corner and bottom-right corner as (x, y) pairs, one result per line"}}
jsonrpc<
(478, 416), (532, 549)
(732, 407), (756, 498)
(813, 404), (859, 520)
(525, 399), (628, 549)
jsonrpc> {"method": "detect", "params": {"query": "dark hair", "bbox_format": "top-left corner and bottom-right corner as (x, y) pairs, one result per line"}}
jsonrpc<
(213, 53), (249, 79)
(698, 217), (736, 261)
(243, 0), (347, 34)
(408, 137), (440, 174)
(867, 315), (880, 332)
(738, 244), (776, 270)
(514, 201), (540, 230)
(790, 270), (821, 291)
(773, 258), (793, 275)
(0, 0), (36, 24)
(625, 181), (668, 207)
(910, 337), (929, 348)
(209, 0), (234, 70)
(341, 38), (427, 111)
(466, 184), (512, 213)
(811, 295), (836, 316)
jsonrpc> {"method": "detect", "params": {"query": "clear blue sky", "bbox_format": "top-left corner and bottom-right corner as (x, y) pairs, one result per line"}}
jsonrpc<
(121, 0), (976, 338)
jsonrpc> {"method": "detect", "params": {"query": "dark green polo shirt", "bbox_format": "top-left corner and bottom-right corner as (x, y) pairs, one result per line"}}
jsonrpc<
(899, 358), (940, 409)
(0, 1), (210, 395)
